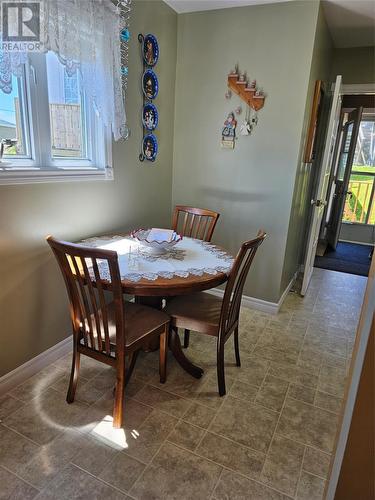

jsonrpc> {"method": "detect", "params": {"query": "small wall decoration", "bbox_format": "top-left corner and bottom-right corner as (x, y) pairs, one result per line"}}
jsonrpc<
(304, 80), (324, 163)
(221, 65), (266, 147)
(117, 0), (132, 140)
(139, 32), (160, 163)
(142, 69), (158, 100)
(143, 34), (159, 67)
(221, 112), (237, 149)
(143, 134), (158, 161)
(142, 103), (158, 131)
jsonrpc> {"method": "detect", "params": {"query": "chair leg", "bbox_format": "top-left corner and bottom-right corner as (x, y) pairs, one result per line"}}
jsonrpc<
(183, 329), (190, 348)
(125, 351), (139, 387)
(234, 326), (241, 367)
(66, 343), (80, 404)
(113, 361), (125, 429)
(217, 344), (226, 396)
(159, 324), (168, 383)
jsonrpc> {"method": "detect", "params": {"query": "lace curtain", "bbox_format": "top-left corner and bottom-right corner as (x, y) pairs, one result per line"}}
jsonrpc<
(0, 0), (129, 141)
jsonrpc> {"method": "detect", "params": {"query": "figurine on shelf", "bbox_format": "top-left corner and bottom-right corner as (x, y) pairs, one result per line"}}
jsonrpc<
(250, 79), (256, 88)
(240, 120), (252, 136)
(221, 112), (237, 149)
(255, 89), (264, 97)
(239, 73), (245, 82)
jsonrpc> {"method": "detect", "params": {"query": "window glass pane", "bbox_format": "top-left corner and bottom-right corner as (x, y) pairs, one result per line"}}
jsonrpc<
(0, 71), (29, 157)
(343, 175), (374, 224)
(337, 122), (353, 181)
(342, 119), (375, 225)
(46, 51), (87, 159)
(352, 119), (375, 173)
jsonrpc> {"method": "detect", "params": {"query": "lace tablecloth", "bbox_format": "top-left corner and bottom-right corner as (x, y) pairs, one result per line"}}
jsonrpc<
(81, 235), (234, 282)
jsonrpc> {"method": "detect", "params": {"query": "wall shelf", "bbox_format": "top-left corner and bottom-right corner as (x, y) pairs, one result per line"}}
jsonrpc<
(227, 74), (265, 111)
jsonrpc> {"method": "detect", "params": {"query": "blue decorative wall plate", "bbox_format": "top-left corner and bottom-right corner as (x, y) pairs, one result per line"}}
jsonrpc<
(142, 103), (158, 131)
(143, 134), (158, 161)
(142, 70), (158, 100)
(143, 34), (159, 67)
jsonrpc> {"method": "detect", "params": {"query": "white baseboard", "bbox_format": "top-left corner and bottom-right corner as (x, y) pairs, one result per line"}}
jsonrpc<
(0, 337), (71, 396)
(207, 271), (298, 315)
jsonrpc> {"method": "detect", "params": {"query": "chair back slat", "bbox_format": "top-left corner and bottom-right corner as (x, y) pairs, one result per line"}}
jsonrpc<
(47, 236), (125, 359)
(219, 231), (266, 340)
(92, 259), (110, 354)
(80, 256), (103, 351)
(172, 205), (220, 242)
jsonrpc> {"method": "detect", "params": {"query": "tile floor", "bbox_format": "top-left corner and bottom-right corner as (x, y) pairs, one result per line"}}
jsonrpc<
(0, 268), (366, 500)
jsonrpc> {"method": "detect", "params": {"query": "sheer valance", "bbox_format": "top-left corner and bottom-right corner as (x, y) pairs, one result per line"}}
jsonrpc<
(0, 0), (131, 140)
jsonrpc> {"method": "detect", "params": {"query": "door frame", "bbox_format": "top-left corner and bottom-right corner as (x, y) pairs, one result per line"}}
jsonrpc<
(301, 75), (343, 296)
(326, 107), (363, 249)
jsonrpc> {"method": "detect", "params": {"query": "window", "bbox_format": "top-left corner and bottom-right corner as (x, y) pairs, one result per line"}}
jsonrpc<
(342, 117), (375, 225)
(0, 52), (112, 184)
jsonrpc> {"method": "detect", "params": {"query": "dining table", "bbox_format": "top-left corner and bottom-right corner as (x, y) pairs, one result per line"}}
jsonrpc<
(79, 233), (234, 379)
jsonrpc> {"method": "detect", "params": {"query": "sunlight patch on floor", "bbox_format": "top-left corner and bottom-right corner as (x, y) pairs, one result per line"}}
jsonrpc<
(91, 415), (129, 450)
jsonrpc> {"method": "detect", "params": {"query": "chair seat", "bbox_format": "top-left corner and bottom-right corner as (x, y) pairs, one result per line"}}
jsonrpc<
(83, 301), (169, 350)
(164, 292), (222, 336)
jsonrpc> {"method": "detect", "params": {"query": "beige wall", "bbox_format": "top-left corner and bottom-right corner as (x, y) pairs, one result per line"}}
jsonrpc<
(0, 0), (177, 376)
(281, 4), (333, 293)
(172, 1), (320, 303)
(331, 47), (375, 84)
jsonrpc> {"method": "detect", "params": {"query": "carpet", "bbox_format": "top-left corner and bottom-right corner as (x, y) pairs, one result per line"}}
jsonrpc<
(314, 241), (373, 277)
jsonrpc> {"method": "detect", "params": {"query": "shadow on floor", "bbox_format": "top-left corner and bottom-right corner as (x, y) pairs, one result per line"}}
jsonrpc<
(314, 242), (372, 277)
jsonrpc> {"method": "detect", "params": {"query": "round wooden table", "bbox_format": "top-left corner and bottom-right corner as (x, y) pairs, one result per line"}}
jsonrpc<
(81, 234), (234, 378)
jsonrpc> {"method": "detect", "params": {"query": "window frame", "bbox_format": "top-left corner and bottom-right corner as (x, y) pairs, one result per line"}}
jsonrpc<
(0, 53), (113, 185)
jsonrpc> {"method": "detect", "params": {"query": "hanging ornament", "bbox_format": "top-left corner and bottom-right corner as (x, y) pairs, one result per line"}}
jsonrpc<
(117, 0), (132, 140)
(225, 90), (232, 100)
(120, 27), (130, 42)
(235, 106), (242, 115)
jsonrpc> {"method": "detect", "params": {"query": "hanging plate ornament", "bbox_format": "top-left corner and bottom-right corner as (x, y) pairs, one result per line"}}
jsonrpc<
(142, 134), (158, 161)
(142, 103), (158, 131)
(143, 34), (159, 67)
(142, 69), (158, 100)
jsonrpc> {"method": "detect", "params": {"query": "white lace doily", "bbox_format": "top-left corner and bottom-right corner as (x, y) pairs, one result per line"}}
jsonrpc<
(80, 235), (234, 282)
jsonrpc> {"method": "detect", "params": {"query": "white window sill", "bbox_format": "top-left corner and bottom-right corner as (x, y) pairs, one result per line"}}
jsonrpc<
(0, 165), (114, 185)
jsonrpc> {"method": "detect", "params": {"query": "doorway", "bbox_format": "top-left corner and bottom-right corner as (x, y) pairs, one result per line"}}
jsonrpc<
(314, 92), (375, 277)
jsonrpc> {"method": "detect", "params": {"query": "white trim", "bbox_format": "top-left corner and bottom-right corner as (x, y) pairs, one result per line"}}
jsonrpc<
(206, 271), (298, 316)
(0, 337), (71, 396)
(0, 165), (113, 185)
(341, 83), (375, 95)
(331, 83), (375, 94)
(339, 238), (374, 247)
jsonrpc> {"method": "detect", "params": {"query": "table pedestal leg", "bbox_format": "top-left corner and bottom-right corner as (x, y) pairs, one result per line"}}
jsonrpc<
(169, 327), (204, 379)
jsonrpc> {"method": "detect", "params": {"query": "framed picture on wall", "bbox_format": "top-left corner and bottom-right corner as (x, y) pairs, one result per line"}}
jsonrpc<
(304, 80), (324, 164)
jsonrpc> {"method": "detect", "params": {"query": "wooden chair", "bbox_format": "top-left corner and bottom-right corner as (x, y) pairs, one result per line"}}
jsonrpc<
(172, 205), (220, 242)
(164, 231), (266, 396)
(47, 236), (169, 428)
(172, 205), (220, 348)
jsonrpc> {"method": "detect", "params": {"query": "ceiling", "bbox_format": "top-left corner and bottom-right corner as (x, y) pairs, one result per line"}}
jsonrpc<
(322, 0), (375, 48)
(163, 0), (289, 13)
(164, 0), (375, 48)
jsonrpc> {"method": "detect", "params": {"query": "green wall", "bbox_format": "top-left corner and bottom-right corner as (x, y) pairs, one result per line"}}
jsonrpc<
(172, 1), (320, 303)
(331, 47), (375, 84)
(0, 0), (177, 377)
(281, 4), (333, 293)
